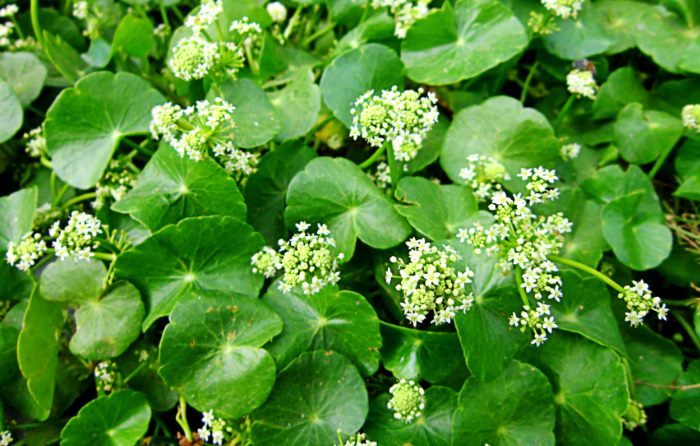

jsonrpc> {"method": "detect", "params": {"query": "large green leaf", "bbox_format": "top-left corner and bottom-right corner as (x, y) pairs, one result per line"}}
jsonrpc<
(70, 281), (145, 359)
(0, 187), (37, 251)
(401, 0), (527, 85)
(614, 103), (683, 165)
(159, 292), (282, 418)
(542, 4), (612, 60)
(252, 350), (368, 445)
(44, 72), (165, 189)
(520, 333), (629, 446)
(263, 284), (381, 375)
(394, 177), (479, 241)
(60, 389), (151, 446)
(39, 259), (106, 303)
(244, 143), (316, 244)
(115, 216), (264, 329)
(0, 80), (22, 144)
(364, 387), (457, 446)
(453, 360), (556, 445)
(0, 52), (47, 106)
(670, 360), (700, 430)
(17, 287), (64, 421)
(112, 145), (246, 231)
(269, 68), (321, 141)
(594, 0), (646, 54)
(593, 67), (650, 120)
(441, 96), (559, 186)
(285, 157), (411, 259)
(320, 43), (404, 127)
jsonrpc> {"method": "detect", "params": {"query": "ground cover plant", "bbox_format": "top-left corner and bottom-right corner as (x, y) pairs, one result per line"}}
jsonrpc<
(1, 0), (700, 444)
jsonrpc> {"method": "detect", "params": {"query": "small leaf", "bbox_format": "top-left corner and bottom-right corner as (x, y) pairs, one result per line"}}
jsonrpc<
(0, 52), (47, 107)
(39, 259), (106, 303)
(112, 15), (155, 58)
(0, 81), (22, 144)
(159, 292), (282, 418)
(593, 67), (650, 120)
(269, 68), (321, 141)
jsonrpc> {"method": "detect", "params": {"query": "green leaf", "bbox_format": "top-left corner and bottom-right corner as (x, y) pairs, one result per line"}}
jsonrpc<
(453, 360), (556, 445)
(41, 31), (89, 84)
(263, 284), (381, 375)
(542, 4), (611, 60)
(115, 216), (264, 329)
(112, 144), (246, 231)
(441, 96), (559, 186)
(394, 177), (479, 241)
(364, 387), (457, 446)
(404, 115), (450, 175)
(115, 341), (178, 412)
(520, 333), (629, 446)
(0, 52), (47, 107)
(676, 175), (700, 200)
(380, 322), (463, 384)
(670, 360), (700, 430)
(60, 389), (151, 446)
(215, 78), (281, 148)
(285, 157), (411, 259)
(0, 325), (19, 385)
(675, 138), (700, 179)
(112, 15), (155, 58)
(320, 43), (404, 127)
(401, 0), (527, 85)
(269, 68), (321, 142)
(45, 71), (165, 189)
(614, 103), (683, 165)
(70, 281), (145, 359)
(593, 67), (650, 120)
(17, 287), (64, 421)
(0, 187), (37, 251)
(39, 259), (106, 303)
(244, 143), (317, 244)
(252, 350), (368, 445)
(159, 292), (282, 418)
(335, 12), (395, 55)
(550, 270), (626, 354)
(0, 80), (22, 144)
(594, 0), (646, 54)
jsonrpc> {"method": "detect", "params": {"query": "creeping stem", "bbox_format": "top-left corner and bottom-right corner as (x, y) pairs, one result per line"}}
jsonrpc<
(549, 255), (624, 293)
(514, 267), (531, 307)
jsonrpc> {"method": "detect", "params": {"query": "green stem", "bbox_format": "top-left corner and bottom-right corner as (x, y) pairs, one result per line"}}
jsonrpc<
(30, 0), (46, 50)
(61, 192), (96, 209)
(170, 5), (185, 22)
(358, 144), (387, 169)
(93, 252), (116, 262)
(283, 5), (304, 40)
(11, 17), (25, 39)
(514, 267), (530, 307)
(176, 396), (193, 442)
(671, 309), (700, 351)
(549, 255), (624, 293)
(649, 137), (685, 180)
(157, 0), (171, 31)
(302, 22), (335, 47)
(554, 95), (576, 130)
(520, 61), (538, 104)
(122, 138), (154, 156)
(665, 298), (700, 307)
(53, 183), (70, 207)
(40, 155), (52, 169)
(304, 115), (334, 143)
(122, 362), (147, 384)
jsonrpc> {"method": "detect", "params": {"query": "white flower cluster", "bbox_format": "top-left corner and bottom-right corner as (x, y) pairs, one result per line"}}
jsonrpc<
(386, 238), (475, 326)
(560, 142), (581, 160)
(72, 0), (88, 20)
(23, 126), (46, 158)
(458, 167), (572, 345)
(458, 154), (510, 201)
(150, 99), (238, 162)
(266, 1), (287, 23)
(682, 104), (700, 132)
(342, 433), (377, 446)
(541, 0), (583, 19)
(0, 430), (11, 446)
(169, 36), (220, 81)
(93, 158), (136, 209)
(0, 4), (18, 18)
(371, 0), (431, 38)
(184, 0), (223, 35)
(6, 232), (47, 272)
(94, 360), (120, 394)
(387, 379), (425, 423)
(229, 16), (263, 39)
(251, 222), (344, 295)
(212, 142), (259, 182)
(50, 211), (103, 260)
(509, 302), (557, 346)
(0, 4), (32, 50)
(368, 161), (391, 193)
(198, 410), (229, 445)
(350, 87), (439, 163)
(566, 68), (597, 99)
(618, 280), (668, 327)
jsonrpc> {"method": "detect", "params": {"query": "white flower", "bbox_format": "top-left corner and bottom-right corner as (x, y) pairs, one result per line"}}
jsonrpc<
(459, 154), (510, 201)
(371, 0), (431, 39)
(560, 143), (581, 160)
(72, 0), (88, 19)
(387, 379), (425, 423)
(229, 16), (263, 38)
(566, 68), (597, 99)
(6, 231), (47, 271)
(169, 36), (220, 81)
(0, 430), (12, 446)
(541, 0), (583, 19)
(618, 279), (667, 327)
(682, 104), (700, 132)
(0, 4), (18, 18)
(23, 126), (46, 158)
(185, 0), (223, 35)
(266, 1), (287, 23)
(212, 142), (259, 182)
(51, 211), (103, 260)
(94, 360), (120, 394)
(343, 433), (377, 446)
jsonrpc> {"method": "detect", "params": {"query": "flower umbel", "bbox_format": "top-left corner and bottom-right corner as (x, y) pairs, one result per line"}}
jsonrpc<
(266, 1), (287, 23)
(50, 211), (103, 260)
(371, 0), (431, 38)
(341, 433), (377, 446)
(560, 142), (581, 160)
(6, 232), (47, 271)
(508, 302), (558, 346)
(23, 126), (46, 159)
(93, 157), (137, 209)
(197, 410), (230, 445)
(184, 0), (223, 35)
(541, 0), (583, 19)
(94, 360), (120, 394)
(350, 87), (439, 163)
(212, 142), (260, 183)
(459, 154), (510, 201)
(682, 104), (700, 132)
(251, 222), (344, 295)
(387, 379), (426, 423)
(566, 68), (597, 99)
(387, 238), (474, 326)
(0, 430), (12, 446)
(618, 280), (668, 327)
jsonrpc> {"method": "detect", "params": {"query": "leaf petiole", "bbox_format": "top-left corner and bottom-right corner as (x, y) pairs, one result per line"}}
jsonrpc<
(549, 255), (625, 293)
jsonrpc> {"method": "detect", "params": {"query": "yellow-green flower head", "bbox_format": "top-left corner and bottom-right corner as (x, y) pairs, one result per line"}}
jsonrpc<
(682, 104), (700, 132)
(459, 154), (510, 201)
(5, 231), (47, 271)
(618, 279), (668, 327)
(350, 87), (439, 163)
(169, 36), (219, 81)
(197, 410), (228, 445)
(386, 237), (474, 326)
(541, 0), (583, 19)
(622, 399), (647, 431)
(387, 379), (426, 423)
(566, 68), (597, 99)
(23, 126), (46, 158)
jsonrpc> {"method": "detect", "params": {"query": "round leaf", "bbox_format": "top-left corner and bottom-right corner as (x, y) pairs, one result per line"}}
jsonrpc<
(45, 71), (165, 189)
(401, 0), (527, 85)
(158, 292), (282, 418)
(39, 259), (106, 303)
(614, 103), (683, 165)
(269, 68), (321, 141)
(0, 52), (47, 106)
(112, 15), (155, 58)
(115, 216), (264, 329)
(542, 5), (612, 60)
(0, 187), (37, 251)
(0, 80), (22, 144)
(252, 350), (368, 445)
(592, 67), (650, 120)
(60, 389), (151, 446)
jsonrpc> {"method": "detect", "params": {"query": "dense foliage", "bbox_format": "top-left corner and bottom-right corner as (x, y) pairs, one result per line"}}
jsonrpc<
(1, 0), (700, 445)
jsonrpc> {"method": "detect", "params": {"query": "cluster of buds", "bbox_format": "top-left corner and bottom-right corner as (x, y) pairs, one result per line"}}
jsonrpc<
(350, 87), (439, 164)
(371, 0), (431, 38)
(251, 222), (344, 295)
(682, 104), (700, 132)
(527, 11), (559, 36)
(386, 238), (475, 326)
(618, 280), (668, 327)
(567, 68), (597, 99)
(622, 399), (647, 431)
(509, 302), (558, 346)
(5, 232), (47, 272)
(49, 211), (102, 260)
(387, 379), (425, 423)
(560, 142), (581, 160)
(197, 410), (230, 445)
(23, 126), (46, 159)
(541, 0), (583, 19)
(93, 158), (137, 210)
(94, 360), (121, 394)
(458, 154), (510, 201)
